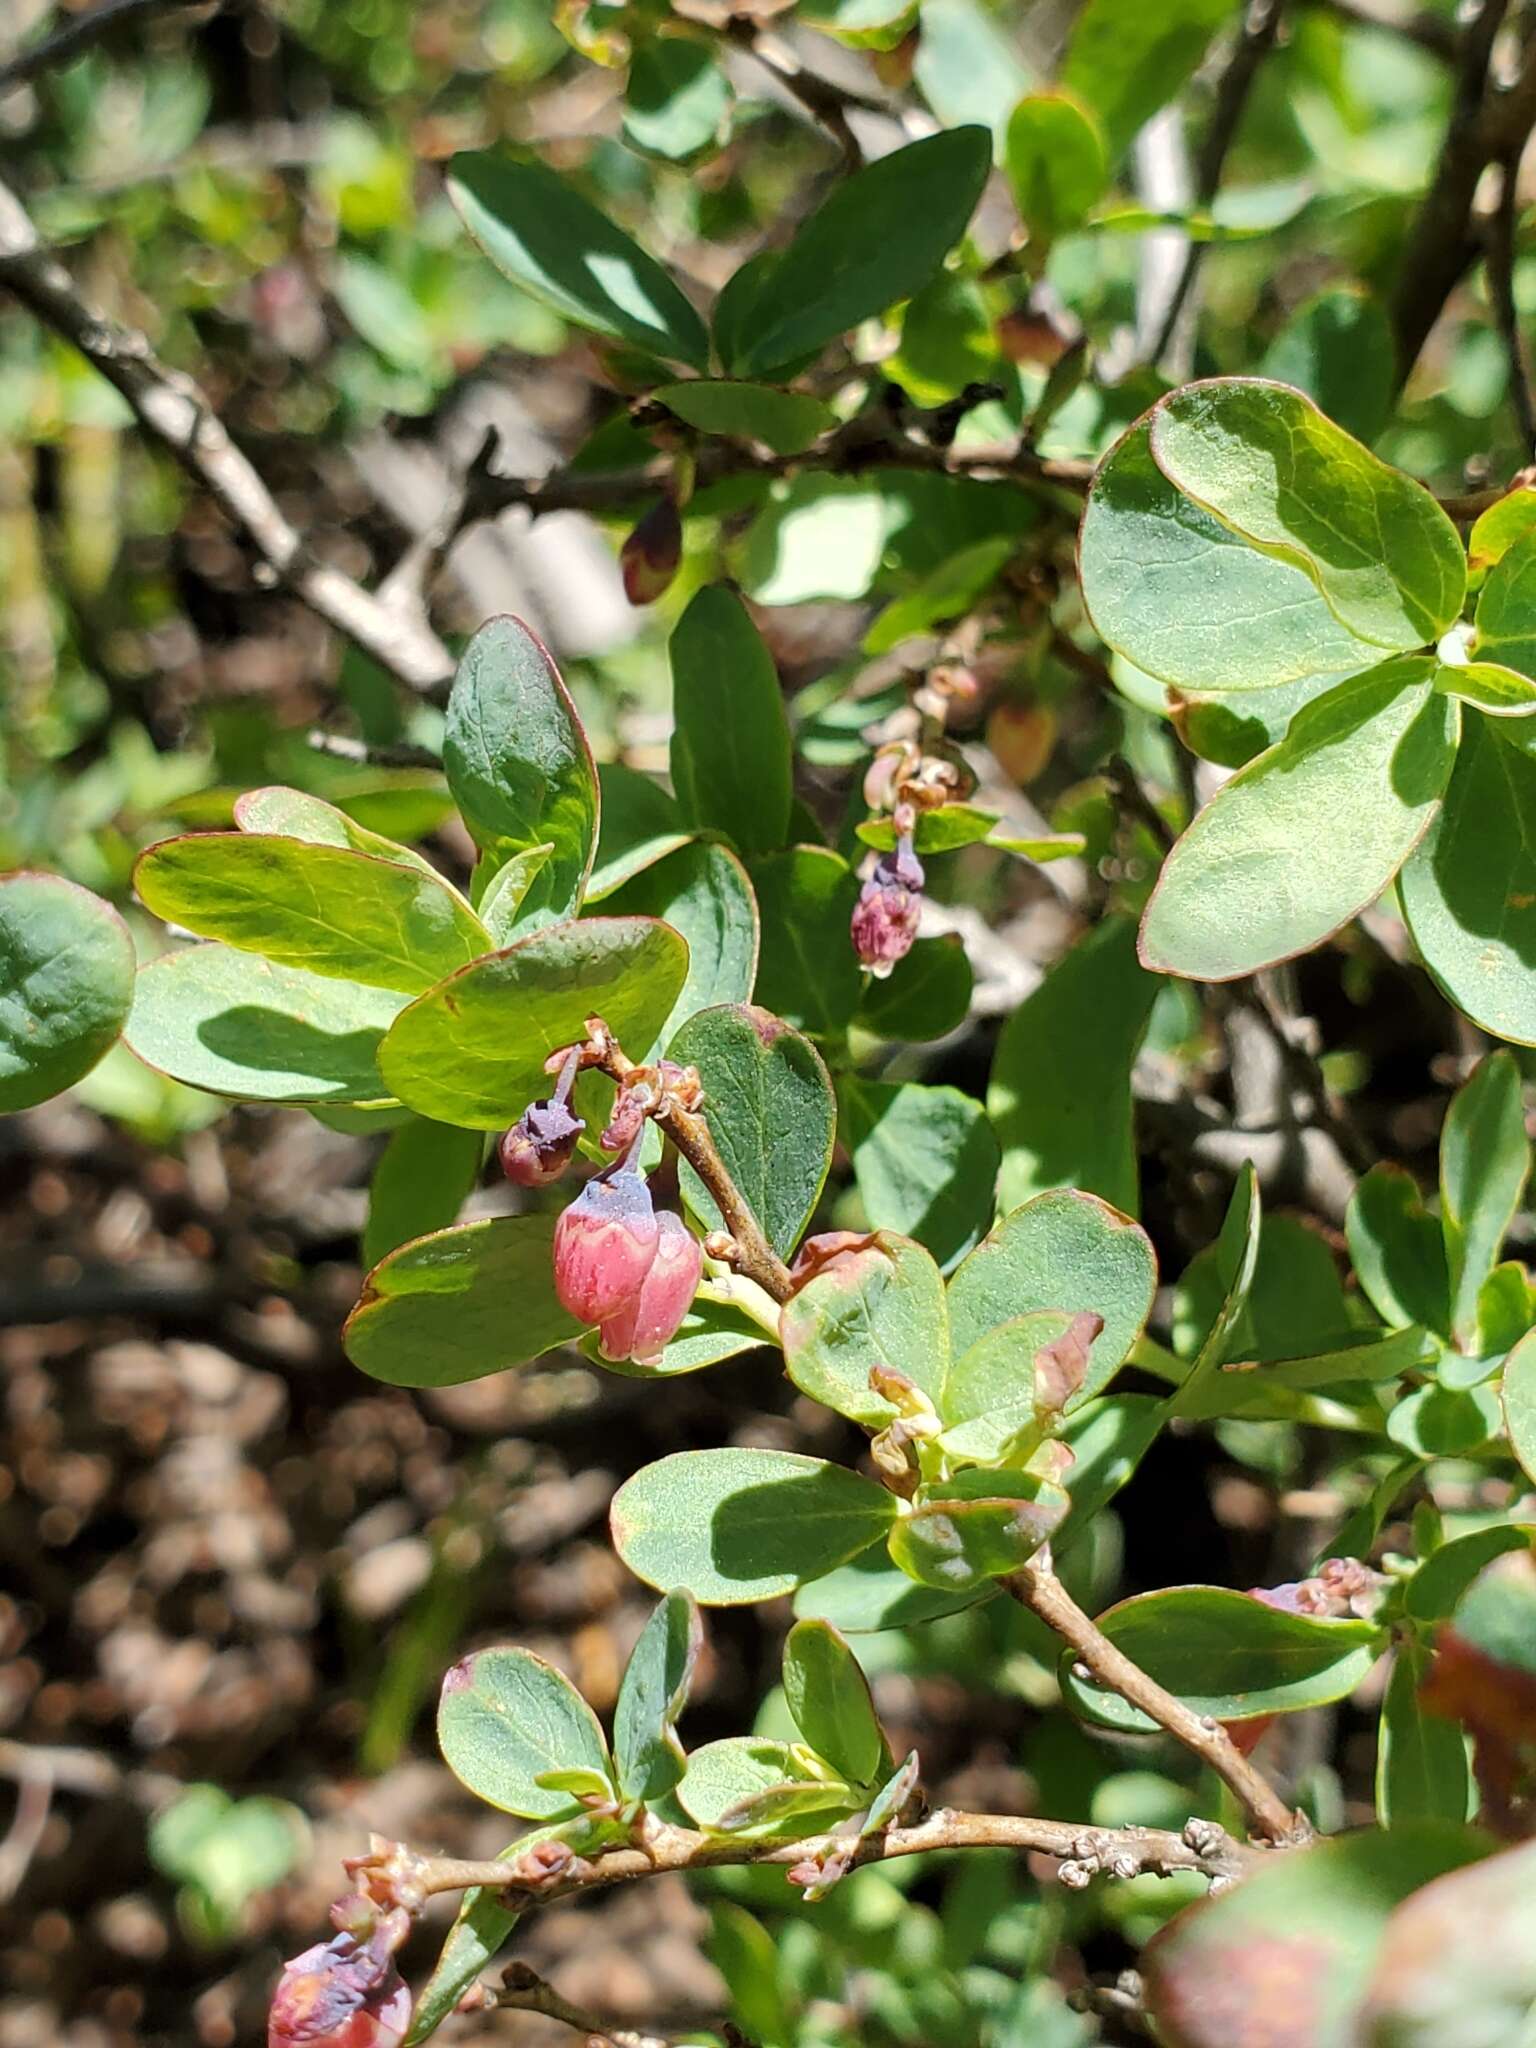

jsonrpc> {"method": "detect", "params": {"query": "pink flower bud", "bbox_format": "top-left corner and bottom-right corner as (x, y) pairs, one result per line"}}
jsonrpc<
(850, 847), (924, 979)
(499, 1095), (585, 1187)
(621, 497), (682, 606)
(553, 1168), (660, 1324)
(597, 1210), (703, 1365)
(268, 1932), (411, 2048)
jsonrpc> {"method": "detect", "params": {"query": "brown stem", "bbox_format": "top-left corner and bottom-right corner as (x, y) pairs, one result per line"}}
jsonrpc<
(1004, 1559), (1302, 1845)
(578, 1025), (796, 1304)
(491, 1964), (673, 2048)
(1149, 0), (1288, 369)
(0, 0), (218, 95)
(0, 175), (455, 696)
(1487, 151), (1536, 457)
(412, 1806), (1258, 1907)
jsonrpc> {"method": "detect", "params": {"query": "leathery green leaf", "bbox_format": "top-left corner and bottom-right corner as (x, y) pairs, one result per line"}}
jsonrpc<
(1504, 1327), (1536, 1486)
(610, 1448), (899, 1605)
(125, 945), (406, 1104)
(781, 1231), (951, 1428)
(1400, 714), (1536, 1044)
(1149, 379), (1466, 650)
(0, 872), (135, 1112)
(989, 913), (1160, 1215)
(442, 615), (599, 925)
(447, 151), (709, 368)
(438, 1645), (610, 1819)
(1140, 659), (1457, 981)
(748, 847), (862, 1035)
(1062, 1585), (1385, 1734)
(134, 834), (489, 994)
(782, 1619), (886, 1785)
(1376, 1642), (1471, 1826)
(651, 380), (835, 455)
(613, 1589), (702, 1807)
(378, 916), (688, 1129)
(1004, 91), (1105, 243)
(344, 1214), (583, 1387)
(732, 128), (992, 377)
(840, 1077), (999, 1270)
(669, 586), (793, 856)
(1079, 421), (1379, 695)
(1471, 527), (1536, 681)
(362, 1118), (485, 1269)
(233, 785), (442, 879)
(1346, 1163), (1451, 1338)
(668, 1002), (834, 1258)
(890, 1476), (1069, 1592)
(1440, 1050), (1528, 1349)
(604, 843), (759, 1045)
(946, 1189), (1157, 1407)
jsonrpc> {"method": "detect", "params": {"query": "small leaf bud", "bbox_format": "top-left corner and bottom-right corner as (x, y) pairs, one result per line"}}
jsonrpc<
(621, 496), (682, 606)
(598, 1210), (703, 1365)
(553, 1169), (660, 1324)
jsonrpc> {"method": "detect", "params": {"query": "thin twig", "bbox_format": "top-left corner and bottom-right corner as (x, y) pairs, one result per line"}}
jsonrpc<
(1390, 0), (1516, 389)
(0, 176), (454, 696)
(1004, 1558), (1303, 1844)
(1487, 149), (1536, 456)
(306, 731), (443, 771)
(0, 0), (217, 95)
(490, 1965), (673, 2048)
(580, 1027), (796, 1303)
(1150, 0), (1288, 369)
(407, 1806), (1259, 1907)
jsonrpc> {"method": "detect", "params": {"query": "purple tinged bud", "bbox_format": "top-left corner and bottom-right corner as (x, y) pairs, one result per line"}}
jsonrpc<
(552, 1168), (660, 1323)
(597, 1210), (703, 1365)
(851, 872), (922, 978)
(268, 1932), (411, 2048)
(883, 839), (925, 893)
(621, 497), (682, 606)
(499, 1095), (585, 1187)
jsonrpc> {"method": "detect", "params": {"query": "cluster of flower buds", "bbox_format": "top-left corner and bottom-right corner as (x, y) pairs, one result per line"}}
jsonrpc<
(268, 1898), (412, 2048)
(499, 1046), (585, 1187)
(851, 831), (925, 978)
(554, 1163), (703, 1365)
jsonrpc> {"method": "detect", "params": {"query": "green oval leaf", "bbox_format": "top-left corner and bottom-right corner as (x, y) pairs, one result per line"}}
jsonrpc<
(1061, 0), (1237, 159)
(1441, 1050), (1528, 1349)
(362, 1118), (485, 1269)
(782, 1619), (886, 1787)
(938, 1309), (1086, 1462)
(1377, 1640), (1472, 1826)
(794, 1543), (987, 1635)
(840, 1077), (999, 1270)
(0, 872), (135, 1112)
(1503, 1328), (1536, 1486)
(447, 151), (709, 368)
(946, 1188), (1157, 1407)
(747, 847), (862, 1035)
(732, 128), (992, 378)
(855, 934), (973, 1043)
(1140, 659), (1458, 980)
(989, 913), (1160, 1216)
(670, 587), (793, 856)
(1062, 1586), (1385, 1733)
(438, 1646), (611, 1819)
(125, 944), (405, 1103)
(1400, 715), (1536, 1044)
(605, 843), (759, 1044)
(614, 1589), (702, 1808)
(585, 763), (692, 902)
(379, 915), (689, 1129)
(1004, 91), (1106, 243)
(443, 616), (600, 925)
(234, 785), (443, 877)
(678, 1738), (856, 1836)
(610, 1448), (899, 1605)
(135, 834), (489, 994)
(668, 1001), (835, 1259)
(1149, 380), (1466, 650)
(651, 380), (835, 455)
(623, 39), (731, 162)
(1347, 1163), (1452, 1337)
(1079, 421), (1378, 695)
(1470, 527), (1536, 682)
(344, 1215), (583, 1387)
(781, 1231), (951, 1428)
(890, 1476), (1069, 1592)
(1433, 658), (1536, 716)
(1258, 285), (1394, 448)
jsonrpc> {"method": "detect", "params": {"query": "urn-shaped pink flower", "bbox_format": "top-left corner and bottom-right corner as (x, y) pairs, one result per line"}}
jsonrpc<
(268, 1931), (411, 2048)
(552, 1168), (660, 1323)
(598, 1209), (704, 1365)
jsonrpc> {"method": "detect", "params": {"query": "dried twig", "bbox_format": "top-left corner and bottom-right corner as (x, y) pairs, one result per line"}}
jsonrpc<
(0, 175), (455, 696)
(489, 1964), (675, 2048)
(305, 731), (443, 771)
(1487, 149), (1536, 456)
(407, 1806), (1259, 1908)
(1150, 0), (1288, 369)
